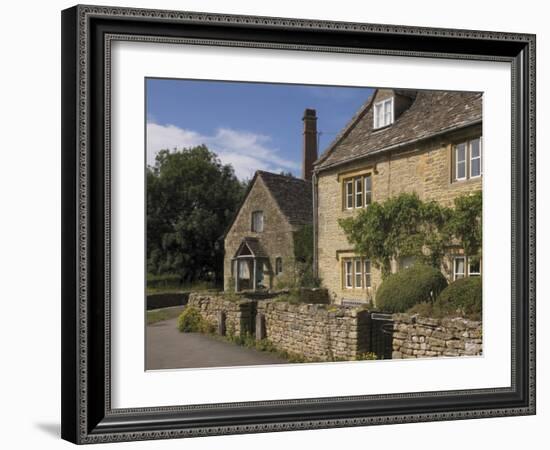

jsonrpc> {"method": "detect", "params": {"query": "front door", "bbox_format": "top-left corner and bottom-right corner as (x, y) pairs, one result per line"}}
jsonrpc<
(255, 260), (265, 290)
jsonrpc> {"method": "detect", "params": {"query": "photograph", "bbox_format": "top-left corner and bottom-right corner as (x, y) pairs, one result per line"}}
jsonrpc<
(145, 79), (483, 370)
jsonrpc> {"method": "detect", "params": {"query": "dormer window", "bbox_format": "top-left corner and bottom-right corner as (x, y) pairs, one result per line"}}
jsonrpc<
(373, 97), (394, 129)
(251, 211), (264, 232)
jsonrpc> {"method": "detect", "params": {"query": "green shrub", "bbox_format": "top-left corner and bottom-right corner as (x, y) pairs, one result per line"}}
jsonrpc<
(177, 307), (209, 333)
(434, 277), (482, 320)
(376, 264), (448, 313)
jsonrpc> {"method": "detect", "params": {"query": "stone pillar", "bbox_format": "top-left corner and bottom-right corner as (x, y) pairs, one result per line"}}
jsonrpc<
(255, 313), (266, 341)
(217, 311), (226, 336)
(252, 259), (257, 291)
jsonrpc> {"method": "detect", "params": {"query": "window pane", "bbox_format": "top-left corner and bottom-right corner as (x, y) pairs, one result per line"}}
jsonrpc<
(471, 139), (480, 158)
(469, 259), (480, 276)
(456, 143), (466, 162)
(374, 104), (382, 128)
(364, 175), (372, 206)
(345, 261), (353, 287)
(355, 259), (362, 288)
(384, 100), (392, 125)
(457, 161), (466, 179)
(471, 158), (481, 177)
(454, 258), (465, 279)
(252, 212), (264, 232)
(239, 260), (250, 279)
(346, 181), (353, 208)
(455, 143), (467, 180)
(364, 260), (371, 287)
(355, 178), (363, 207)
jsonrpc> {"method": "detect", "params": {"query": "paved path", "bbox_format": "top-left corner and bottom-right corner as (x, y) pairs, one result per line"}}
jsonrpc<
(146, 318), (286, 370)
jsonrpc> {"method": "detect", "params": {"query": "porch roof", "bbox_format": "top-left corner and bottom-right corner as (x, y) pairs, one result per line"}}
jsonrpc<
(233, 237), (268, 259)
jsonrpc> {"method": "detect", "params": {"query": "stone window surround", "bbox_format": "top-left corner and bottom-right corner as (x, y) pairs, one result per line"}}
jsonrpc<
(453, 255), (482, 281)
(452, 137), (482, 182)
(341, 170), (373, 210)
(251, 210), (264, 232)
(342, 256), (372, 290)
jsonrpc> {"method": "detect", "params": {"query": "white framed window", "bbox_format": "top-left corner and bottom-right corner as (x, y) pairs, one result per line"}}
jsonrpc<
(251, 211), (264, 232)
(470, 138), (482, 178)
(275, 257), (283, 275)
(364, 174), (372, 206)
(453, 256), (466, 280)
(343, 174), (373, 210)
(355, 177), (363, 208)
(354, 259), (363, 288)
(454, 137), (482, 182)
(344, 260), (353, 289)
(345, 180), (354, 209)
(364, 259), (371, 288)
(455, 143), (467, 180)
(373, 97), (394, 129)
(454, 255), (482, 280)
(468, 259), (481, 277)
(343, 257), (372, 290)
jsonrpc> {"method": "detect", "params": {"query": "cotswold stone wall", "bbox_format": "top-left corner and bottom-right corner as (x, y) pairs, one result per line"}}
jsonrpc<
(187, 293), (255, 337)
(391, 313), (482, 359)
(257, 301), (370, 361)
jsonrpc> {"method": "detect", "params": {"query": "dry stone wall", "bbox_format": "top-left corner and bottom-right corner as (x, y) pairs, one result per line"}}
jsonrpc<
(392, 313), (482, 358)
(257, 301), (370, 361)
(187, 293), (255, 337)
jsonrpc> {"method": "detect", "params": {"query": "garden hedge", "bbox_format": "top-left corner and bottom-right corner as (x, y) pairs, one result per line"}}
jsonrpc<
(376, 264), (448, 313)
(435, 276), (482, 320)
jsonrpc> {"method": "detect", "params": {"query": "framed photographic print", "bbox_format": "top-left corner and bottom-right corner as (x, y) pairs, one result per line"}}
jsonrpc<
(61, 4), (536, 444)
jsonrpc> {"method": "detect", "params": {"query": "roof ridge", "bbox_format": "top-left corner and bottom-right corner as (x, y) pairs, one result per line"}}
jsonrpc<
(313, 89), (377, 168)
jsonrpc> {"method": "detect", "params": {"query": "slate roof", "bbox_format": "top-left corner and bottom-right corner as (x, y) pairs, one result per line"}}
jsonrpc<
(315, 89), (482, 170)
(257, 171), (313, 227)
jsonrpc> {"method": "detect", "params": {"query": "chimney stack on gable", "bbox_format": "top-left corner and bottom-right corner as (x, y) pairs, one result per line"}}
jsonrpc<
(302, 108), (318, 181)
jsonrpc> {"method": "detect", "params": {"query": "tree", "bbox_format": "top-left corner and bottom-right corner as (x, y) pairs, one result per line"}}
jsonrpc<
(147, 145), (245, 284)
(339, 192), (481, 278)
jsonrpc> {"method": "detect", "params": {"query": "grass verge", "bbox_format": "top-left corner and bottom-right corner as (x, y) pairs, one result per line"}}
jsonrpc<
(147, 306), (186, 325)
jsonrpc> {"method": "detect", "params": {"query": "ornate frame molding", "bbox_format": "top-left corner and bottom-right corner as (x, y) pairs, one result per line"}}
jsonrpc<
(61, 4), (536, 444)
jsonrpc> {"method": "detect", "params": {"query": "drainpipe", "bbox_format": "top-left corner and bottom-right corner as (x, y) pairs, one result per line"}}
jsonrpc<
(312, 171), (319, 279)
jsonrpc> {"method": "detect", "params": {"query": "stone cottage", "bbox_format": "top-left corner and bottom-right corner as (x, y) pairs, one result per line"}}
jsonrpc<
(224, 109), (318, 292)
(313, 89), (483, 305)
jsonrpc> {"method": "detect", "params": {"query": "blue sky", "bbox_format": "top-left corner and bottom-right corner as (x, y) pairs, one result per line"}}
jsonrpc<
(146, 78), (373, 179)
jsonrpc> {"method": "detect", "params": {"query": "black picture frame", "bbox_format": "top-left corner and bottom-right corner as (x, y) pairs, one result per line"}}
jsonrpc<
(61, 4), (536, 444)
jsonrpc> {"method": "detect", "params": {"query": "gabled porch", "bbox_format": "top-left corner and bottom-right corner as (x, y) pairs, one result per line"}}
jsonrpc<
(231, 237), (271, 292)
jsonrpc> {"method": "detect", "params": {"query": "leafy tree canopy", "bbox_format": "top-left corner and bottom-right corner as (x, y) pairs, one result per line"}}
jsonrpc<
(147, 145), (245, 283)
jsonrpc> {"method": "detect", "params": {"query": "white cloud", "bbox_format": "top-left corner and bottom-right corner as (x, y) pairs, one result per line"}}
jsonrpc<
(146, 123), (300, 180)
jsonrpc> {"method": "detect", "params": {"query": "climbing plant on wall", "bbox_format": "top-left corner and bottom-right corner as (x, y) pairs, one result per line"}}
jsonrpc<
(339, 191), (481, 278)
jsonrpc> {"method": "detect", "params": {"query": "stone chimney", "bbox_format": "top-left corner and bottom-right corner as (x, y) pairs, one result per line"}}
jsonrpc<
(302, 108), (318, 181)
